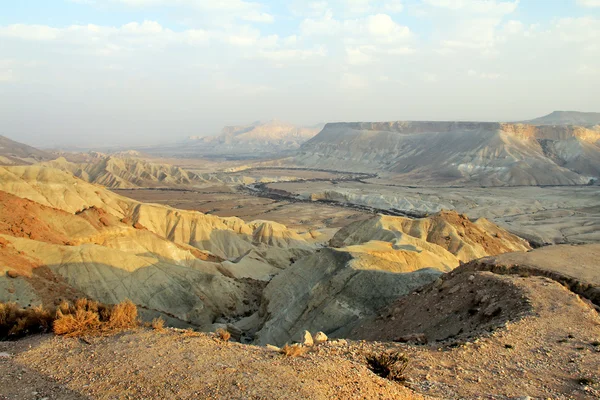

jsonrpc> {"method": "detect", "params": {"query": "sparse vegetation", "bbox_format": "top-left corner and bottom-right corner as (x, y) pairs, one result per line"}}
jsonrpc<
(366, 351), (410, 383)
(0, 303), (54, 339)
(280, 343), (308, 358)
(215, 328), (231, 342)
(0, 299), (139, 340)
(151, 317), (165, 331)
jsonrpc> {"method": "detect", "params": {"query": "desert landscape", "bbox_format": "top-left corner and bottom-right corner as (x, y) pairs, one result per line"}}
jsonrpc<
(1, 109), (599, 399)
(2, 1), (600, 398)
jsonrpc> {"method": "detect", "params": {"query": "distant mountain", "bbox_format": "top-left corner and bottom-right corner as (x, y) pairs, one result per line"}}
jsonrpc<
(144, 121), (323, 159)
(295, 121), (600, 186)
(0, 135), (53, 165)
(523, 111), (600, 127)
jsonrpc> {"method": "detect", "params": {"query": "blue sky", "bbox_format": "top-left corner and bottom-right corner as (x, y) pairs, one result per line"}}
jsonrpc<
(1, 0), (599, 147)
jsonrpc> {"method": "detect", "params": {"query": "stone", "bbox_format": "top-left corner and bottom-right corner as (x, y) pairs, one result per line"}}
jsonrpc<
(302, 330), (314, 346)
(314, 332), (328, 344)
(265, 344), (281, 352)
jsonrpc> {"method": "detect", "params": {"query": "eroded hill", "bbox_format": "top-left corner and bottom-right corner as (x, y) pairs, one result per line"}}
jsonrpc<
(0, 165), (528, 344)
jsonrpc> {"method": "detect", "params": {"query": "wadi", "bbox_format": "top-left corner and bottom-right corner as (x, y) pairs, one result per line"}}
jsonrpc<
(0, 108), (599, 399)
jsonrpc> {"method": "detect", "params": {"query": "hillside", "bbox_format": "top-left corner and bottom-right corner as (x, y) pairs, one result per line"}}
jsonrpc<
(42, 155), (218, 189)
(2, 245), (599, 399)
(294, 122), (600, 186)
(523, 111), (600, 127)
(0, 165), (527, 340)
(0, 135), (53, 166)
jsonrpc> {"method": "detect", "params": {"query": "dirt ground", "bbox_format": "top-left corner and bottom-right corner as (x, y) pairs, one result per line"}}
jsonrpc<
(0, 330), (423, 400)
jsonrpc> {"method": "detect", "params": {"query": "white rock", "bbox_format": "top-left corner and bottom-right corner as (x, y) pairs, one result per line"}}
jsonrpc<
(314, 331), (328, 343)
(302, 330), (314, 346)
(265, 344), (281, 352)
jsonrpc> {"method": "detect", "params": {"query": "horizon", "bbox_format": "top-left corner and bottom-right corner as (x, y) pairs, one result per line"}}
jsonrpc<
(1, 0), (599, 147)
(2, 109), (600, 150)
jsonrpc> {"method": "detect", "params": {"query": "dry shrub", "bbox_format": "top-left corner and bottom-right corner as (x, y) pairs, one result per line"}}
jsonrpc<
(2, 299), (140, 340)
(181, 328), (201, 337)
(106, 300), (138, 330)
(215, 328), (231, 342)
(53, 308), (101, 337)
(0, 303), (54, 339)
(280, 343), (308, 358)
(53, 299), (138, 337)
(151, 317), (165, 331)
(366, 351), (410, 383)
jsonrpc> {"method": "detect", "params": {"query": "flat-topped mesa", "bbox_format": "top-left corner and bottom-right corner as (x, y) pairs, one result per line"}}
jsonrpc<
(319, 121), (503, 134)
(297, 120), (600, 186)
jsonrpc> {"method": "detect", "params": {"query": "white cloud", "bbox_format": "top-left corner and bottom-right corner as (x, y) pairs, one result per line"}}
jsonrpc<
(0, 24), (60, 41)
(341, 72), (368, 88)
(346, 46), (373, 64)
(422, 0), (518, 15)
(577, 0), (600, 7)
(467, 69), (500, 79)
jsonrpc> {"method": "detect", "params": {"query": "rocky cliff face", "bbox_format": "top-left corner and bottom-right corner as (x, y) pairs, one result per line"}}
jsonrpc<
(295, 121), (600, 186)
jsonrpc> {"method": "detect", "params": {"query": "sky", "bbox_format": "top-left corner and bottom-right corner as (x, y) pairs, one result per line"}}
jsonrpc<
(0, 0), (599, 148)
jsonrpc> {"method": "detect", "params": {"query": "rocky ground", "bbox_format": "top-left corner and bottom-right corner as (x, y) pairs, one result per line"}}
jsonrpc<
(0, 330), (422, 400)
(2, 246), (599, 399)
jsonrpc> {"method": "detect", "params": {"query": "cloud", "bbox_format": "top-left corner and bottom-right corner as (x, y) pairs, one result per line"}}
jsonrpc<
(467, 69), (501, 79)
(75, 0), (275, 24)
(0, 24), (60, 41)
(422, 0), (519, 15)
(577, 0), (600, 7)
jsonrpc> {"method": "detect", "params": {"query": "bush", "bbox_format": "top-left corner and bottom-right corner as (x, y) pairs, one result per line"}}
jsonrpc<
(54, 299), (138, 337)
(366, 351), (410, 383)
(0, 299), (140, 340)
(280, 343), (308, 357)
(0, 303), (54, 339)
(151, 317), (165, 331)
(215, 328), (231, 342)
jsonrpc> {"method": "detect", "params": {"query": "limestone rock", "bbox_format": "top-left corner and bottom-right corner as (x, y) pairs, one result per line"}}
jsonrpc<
(314, 332), (328, 344)
(302, 331), (314, 346)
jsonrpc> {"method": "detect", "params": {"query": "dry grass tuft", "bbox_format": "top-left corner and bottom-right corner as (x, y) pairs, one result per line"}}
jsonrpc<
(181, 328), (201, 337)
(0, 298), (141, 340)
(151, 317), (165, 331)
(215, 328), (231, 342)
(280, 343), (308, 358)
(366, 351), (410, 383)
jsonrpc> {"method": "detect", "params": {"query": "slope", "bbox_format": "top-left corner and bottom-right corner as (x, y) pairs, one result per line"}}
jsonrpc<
(0, 135), (53, 166)
(523, 110), (600, 126)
